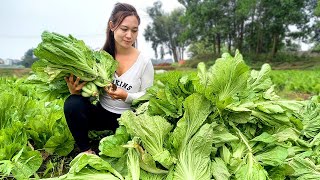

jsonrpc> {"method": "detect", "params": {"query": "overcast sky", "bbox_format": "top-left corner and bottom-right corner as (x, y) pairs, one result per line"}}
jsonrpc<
(0, 0), (183, 60)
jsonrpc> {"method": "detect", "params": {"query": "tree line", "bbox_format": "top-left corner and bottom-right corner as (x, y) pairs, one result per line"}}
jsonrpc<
(20, 0), (319, 67)
(144, 0), (320, 62)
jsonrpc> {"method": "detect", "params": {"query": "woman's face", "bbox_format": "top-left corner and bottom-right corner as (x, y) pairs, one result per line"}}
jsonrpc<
(113, 15), (139, 49)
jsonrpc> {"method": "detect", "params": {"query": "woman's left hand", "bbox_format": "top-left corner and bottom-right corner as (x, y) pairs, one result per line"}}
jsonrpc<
(105, 86), (128, 101)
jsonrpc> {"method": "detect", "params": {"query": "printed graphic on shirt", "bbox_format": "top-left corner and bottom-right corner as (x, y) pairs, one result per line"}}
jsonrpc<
(113, 79), (132, 90)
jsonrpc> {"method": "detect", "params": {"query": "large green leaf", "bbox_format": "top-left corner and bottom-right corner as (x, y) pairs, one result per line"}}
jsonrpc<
(170, 93), (212, 153)
(119, 111), (174, 168)
(287, 157), (320, 179)
(196, 50), (250, 111)
(247, 63), (273, 93)
(99, 126), (130, 158)
(173, 123), (214, 180)
(234, 153), (268, 180)
(255, 146), (288, 166)
(126, 138), (140, 180)
(68, 153), (124, 180)
(211, 158), (231, 180)
(0, 122), (27, 160)
(44, 134), (74, 156)
(1, 148), (43, 180)
(51, 168), (120, 180)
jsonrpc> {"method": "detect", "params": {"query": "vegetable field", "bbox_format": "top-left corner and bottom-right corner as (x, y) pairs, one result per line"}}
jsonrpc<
(270, 70), (320, 98)
(1, 51), (320, 179)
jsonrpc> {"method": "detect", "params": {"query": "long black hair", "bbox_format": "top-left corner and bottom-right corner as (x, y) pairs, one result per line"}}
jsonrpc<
(102, 3), (140, 58)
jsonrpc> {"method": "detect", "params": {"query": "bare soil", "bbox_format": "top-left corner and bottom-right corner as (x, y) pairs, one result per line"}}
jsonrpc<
(278, 91), (312, 100)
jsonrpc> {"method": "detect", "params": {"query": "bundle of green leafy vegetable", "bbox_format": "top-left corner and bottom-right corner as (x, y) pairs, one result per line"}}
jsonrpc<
(28, 31), (118, 99)
(50, 50), (320, 180)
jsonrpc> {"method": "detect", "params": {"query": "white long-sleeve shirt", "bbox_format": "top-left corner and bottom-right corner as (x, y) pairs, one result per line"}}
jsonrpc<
(99, 52), (154, 114)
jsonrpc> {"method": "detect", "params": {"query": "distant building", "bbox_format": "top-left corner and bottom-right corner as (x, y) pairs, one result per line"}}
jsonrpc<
(10, 59), (21, 65)
(0, 58), (22, 67)
(3, 59), (13, 65)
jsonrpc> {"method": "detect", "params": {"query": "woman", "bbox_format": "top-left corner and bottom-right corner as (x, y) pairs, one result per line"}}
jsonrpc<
(64, 3), (154, 154)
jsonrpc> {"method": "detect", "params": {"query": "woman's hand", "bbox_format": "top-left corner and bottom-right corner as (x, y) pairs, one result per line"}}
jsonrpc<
(64, 73), (86, 95)
(105, 85), (128, 101)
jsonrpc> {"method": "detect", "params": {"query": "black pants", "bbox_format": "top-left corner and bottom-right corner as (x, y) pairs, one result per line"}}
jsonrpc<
(64, 94), (121, 152)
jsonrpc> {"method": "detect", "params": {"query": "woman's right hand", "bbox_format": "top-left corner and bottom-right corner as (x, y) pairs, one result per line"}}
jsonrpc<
(64, 73), (87, 95)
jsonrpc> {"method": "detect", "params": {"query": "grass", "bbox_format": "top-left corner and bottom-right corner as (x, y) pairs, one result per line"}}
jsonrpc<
(0, 68), (31, 77)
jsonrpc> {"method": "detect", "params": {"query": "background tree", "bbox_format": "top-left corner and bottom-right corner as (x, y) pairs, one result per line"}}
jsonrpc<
(20, 48), (38, 68)
(178, 0), (315, 60)
(160, 46), (165, 59)
(311, 0), (320, 52)
(144, 1), (187, 62)
(145, 0), (317, 62)
(179, 0), (229, 55)
(260, 0), (310, 57)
